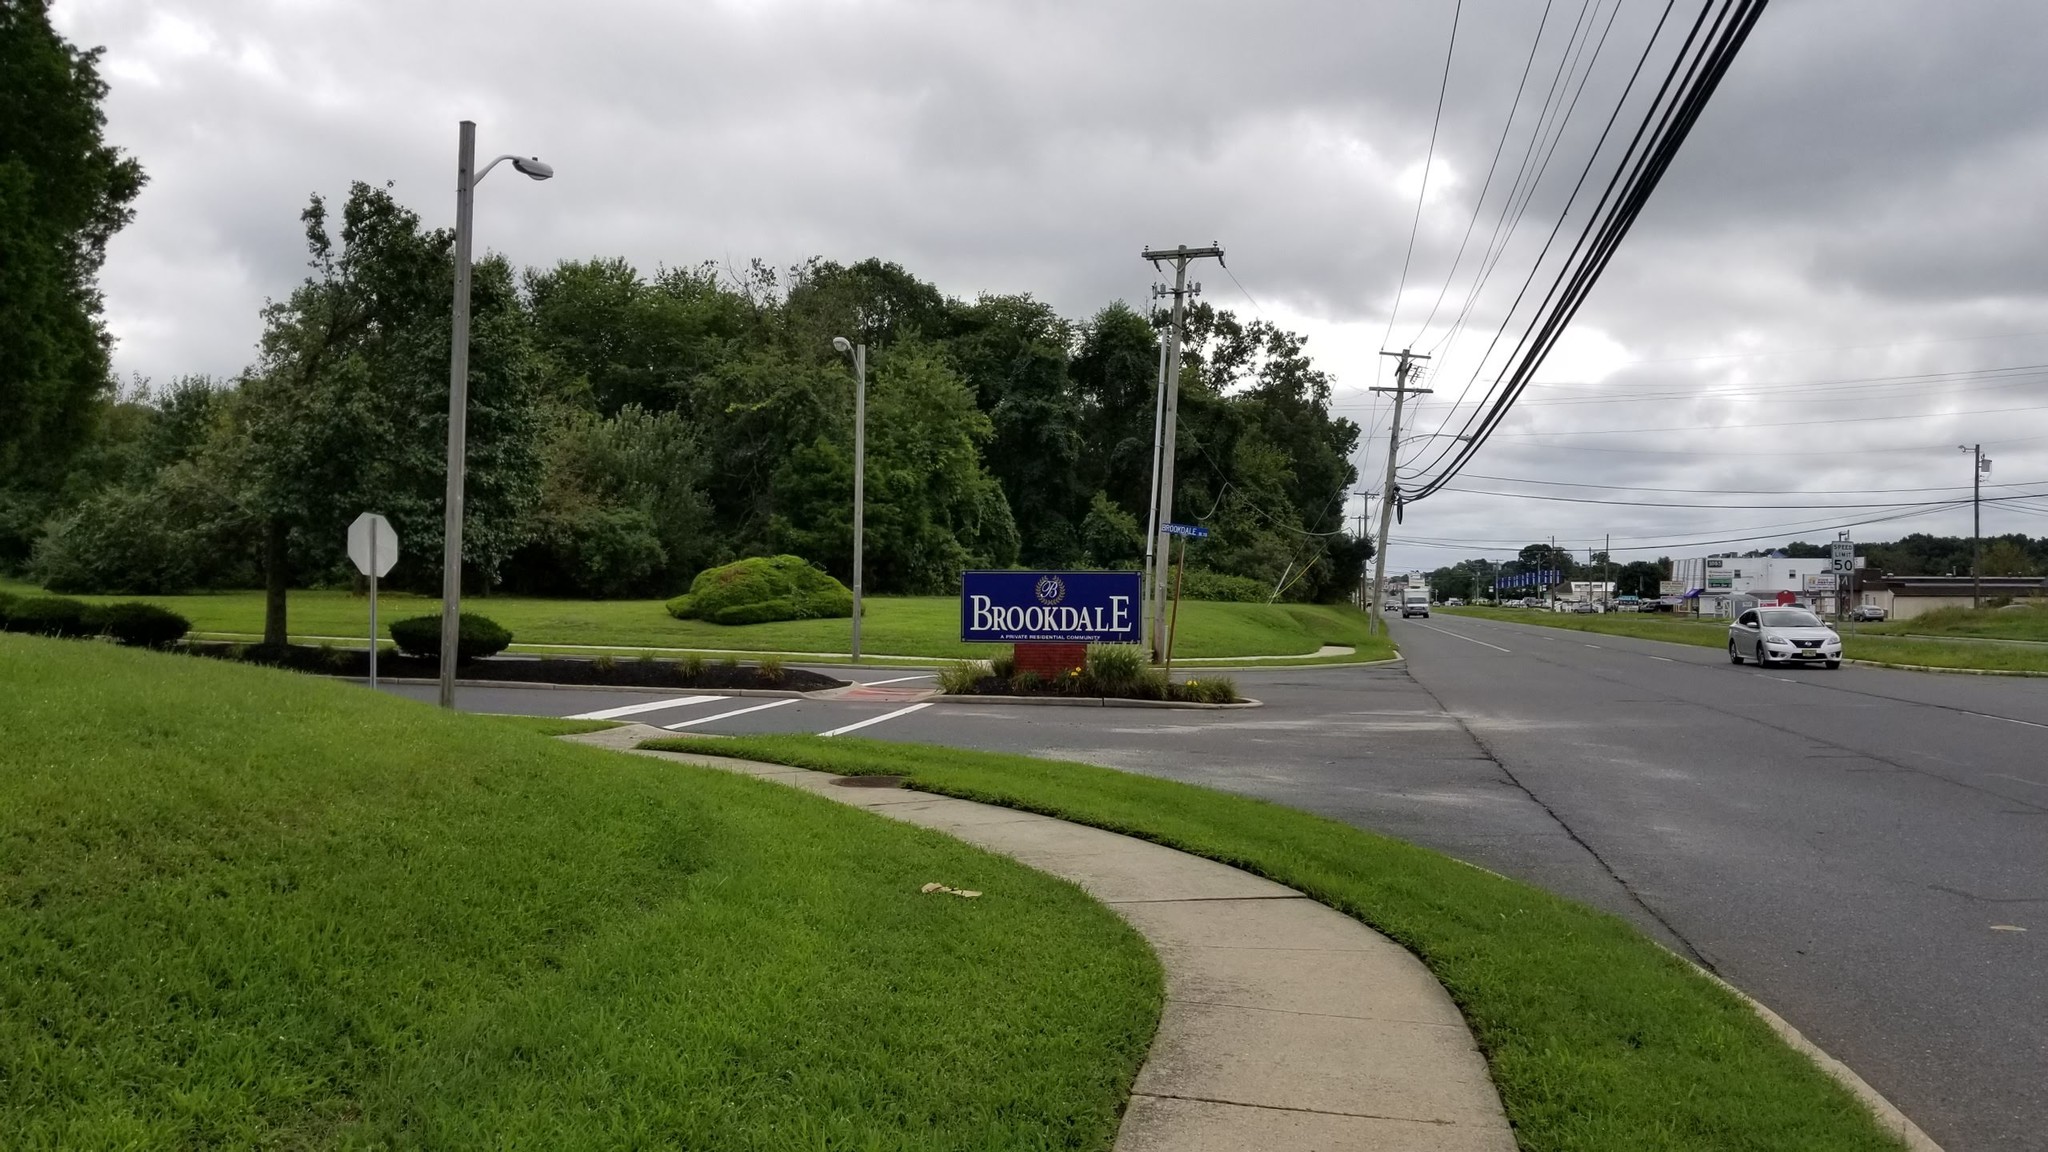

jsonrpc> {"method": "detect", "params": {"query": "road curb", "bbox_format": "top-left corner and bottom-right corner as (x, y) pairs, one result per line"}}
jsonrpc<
(938, 693), (1262, 710)
(1842, 659), (2048, 678)
(347, 676), (829, 698)
(1668, 949), (1944, 1151)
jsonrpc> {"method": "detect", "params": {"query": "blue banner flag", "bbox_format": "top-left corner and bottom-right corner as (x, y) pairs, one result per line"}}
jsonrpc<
(961, 571), (1143, 644)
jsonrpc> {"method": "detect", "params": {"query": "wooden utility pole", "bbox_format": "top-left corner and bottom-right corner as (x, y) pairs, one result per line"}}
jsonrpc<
(1366, 349), (1431, 636)
(1141, 242), (1225, 662)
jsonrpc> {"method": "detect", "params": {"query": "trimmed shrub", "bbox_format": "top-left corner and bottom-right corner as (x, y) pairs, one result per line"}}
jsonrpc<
(95, 602), (192, 648)
(1176, 570), (1269, 603)
(1082, 644), (1148, 696)
(0, 590), (17, 625)
(711, 598), (800, 627)
(388, 613), (513, 661)
(666, 555), (853, 626)
(4, 596), (95, 638)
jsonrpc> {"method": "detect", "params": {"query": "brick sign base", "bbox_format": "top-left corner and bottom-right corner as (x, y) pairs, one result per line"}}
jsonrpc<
(1013, 642), (1088, 679)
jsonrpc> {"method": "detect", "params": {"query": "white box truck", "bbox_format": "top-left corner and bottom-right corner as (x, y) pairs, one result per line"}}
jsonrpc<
(1401, 588), (1430, 618)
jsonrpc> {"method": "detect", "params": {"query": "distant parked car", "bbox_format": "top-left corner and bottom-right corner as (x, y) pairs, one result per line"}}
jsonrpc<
(1851, 604), (1887, 621)
(1571, 601), (1599, 614)
(1445, 598), (1465, 607)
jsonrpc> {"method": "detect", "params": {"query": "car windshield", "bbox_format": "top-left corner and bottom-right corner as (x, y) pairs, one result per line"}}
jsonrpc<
(1759, 609), (1822, 628)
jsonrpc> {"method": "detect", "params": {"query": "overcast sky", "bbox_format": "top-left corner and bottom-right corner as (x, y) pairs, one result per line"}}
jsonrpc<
(52, 0), (2048, 575)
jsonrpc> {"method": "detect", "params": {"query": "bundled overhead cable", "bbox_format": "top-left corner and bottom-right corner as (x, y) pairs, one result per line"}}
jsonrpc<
(1403, 0), (1772, 502)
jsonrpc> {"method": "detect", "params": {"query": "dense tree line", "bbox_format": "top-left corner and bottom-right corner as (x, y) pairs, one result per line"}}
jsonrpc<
(7, 176), (1370, 632)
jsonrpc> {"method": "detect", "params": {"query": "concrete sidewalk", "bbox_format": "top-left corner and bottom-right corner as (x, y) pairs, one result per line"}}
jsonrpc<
(567, 724), (1515, 1151)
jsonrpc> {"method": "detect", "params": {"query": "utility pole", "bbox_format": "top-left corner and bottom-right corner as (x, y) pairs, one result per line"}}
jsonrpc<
(1603, 533), (1611, 611)
(1366, 349), (1431, 636)
(1961, 443), (1988, 609)
(1141, 242), (1224, 662)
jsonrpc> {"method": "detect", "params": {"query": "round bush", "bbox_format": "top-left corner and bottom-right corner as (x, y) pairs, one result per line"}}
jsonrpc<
(666, 556), (853, 626)
(0, 590), (17, 626)
(4, 596), (95, 638)
(388, 613), (513, 661)
(95, 602), (192, 648)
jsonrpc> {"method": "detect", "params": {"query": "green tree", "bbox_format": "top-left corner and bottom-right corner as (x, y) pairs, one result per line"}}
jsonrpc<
(512, 404), (713, 597)
(0, 0), (145, 563)
(947, 294), (1087, 564)
(1070, 303), (1162, 517)
(241, 182), (542, 642)
(773, 343), (1015, 593)
(1980, 538), (2037, 577)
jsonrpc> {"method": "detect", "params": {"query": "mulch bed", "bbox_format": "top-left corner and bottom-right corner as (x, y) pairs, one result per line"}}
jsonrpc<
(183, 642), (846, 692)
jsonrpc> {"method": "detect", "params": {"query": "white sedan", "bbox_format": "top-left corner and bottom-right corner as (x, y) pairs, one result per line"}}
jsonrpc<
(1729, 606), (1843, 669)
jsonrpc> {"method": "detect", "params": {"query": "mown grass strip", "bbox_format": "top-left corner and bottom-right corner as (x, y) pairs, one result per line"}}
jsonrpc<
(0, 637), (1160, 1149)
(1443, 605), (2048, 673)
(0, 578), (1394, 663)
(480, 714), (623, 736)
(642, 733), (1908, 1152)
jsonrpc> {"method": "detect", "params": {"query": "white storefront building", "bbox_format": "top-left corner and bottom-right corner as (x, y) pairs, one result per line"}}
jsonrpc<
(1671, 554), (1859, 616)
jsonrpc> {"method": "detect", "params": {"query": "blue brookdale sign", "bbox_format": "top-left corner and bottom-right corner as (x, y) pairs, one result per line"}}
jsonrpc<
(960, 571), (1143, 644)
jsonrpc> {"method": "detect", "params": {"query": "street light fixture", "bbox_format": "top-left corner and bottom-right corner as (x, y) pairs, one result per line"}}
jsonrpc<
(833, 337), (867, 662)
(438, 121), (551, 708)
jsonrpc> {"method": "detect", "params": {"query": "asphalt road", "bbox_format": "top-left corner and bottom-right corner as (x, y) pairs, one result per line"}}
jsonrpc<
(394, 622), (2046, 1150)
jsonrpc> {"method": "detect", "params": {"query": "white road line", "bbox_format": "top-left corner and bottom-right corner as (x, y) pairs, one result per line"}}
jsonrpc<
(1583, 643), (1602, 649)
(567, 695), (724, 720)
(857, 674), (935, 686)
(1410, 621), (1511, 653)
(1960, 709), (2048, 731)
(821, 701), (933, 738)
(1647, 655), (1676, 662)
(662, 699), (796, 730)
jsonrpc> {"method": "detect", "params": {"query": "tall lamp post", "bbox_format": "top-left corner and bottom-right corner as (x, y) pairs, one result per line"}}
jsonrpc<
(833, 338), (867, 662)
(438, 121), (552, 708)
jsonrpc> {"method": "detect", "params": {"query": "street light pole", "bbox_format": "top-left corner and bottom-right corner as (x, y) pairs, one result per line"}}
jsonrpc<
(437, 122), (551, 708)
(437, 122), (478, 710)
(835, 338), (867, 661)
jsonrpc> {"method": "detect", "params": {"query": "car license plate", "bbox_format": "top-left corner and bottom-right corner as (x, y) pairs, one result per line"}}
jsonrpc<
(1797, 651), (1819, 658)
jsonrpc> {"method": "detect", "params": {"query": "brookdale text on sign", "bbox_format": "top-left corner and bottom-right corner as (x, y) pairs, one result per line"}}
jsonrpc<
(960, 570), (1144, 644)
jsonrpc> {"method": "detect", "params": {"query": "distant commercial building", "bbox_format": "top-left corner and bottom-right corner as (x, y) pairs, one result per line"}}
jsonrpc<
(1852, 574), (2048, 620)
(1672, 553), (1858, 616)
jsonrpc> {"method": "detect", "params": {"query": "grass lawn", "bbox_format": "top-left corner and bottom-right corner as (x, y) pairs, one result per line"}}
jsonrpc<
(1861, 601), (2048, 642)
(1442, 605), (2048, 674)
(643, 735), (1910, 1152)
(0, 635), (1160, 1148)
(0, 578), (1393, 663)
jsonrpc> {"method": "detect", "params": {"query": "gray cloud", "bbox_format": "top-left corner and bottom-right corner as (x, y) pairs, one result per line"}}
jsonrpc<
(51, 0), (2048, 569)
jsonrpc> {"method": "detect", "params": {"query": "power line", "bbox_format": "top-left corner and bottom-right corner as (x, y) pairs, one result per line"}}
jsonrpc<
(1450, 471), (2032, 496)
(1408, 0), (1559, 342)
(1414, 0), (1620, 430)
(1408, 0), (1774, 498)
(1437, 485), (2048, 511)
(1470, 400), (2048, 439)
(1381, 0), (1464, 351)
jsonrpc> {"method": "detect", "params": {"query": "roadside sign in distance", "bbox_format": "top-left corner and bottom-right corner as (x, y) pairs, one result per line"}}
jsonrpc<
(1163, 523), (1210, 538)
(348, 513), (399, 577)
